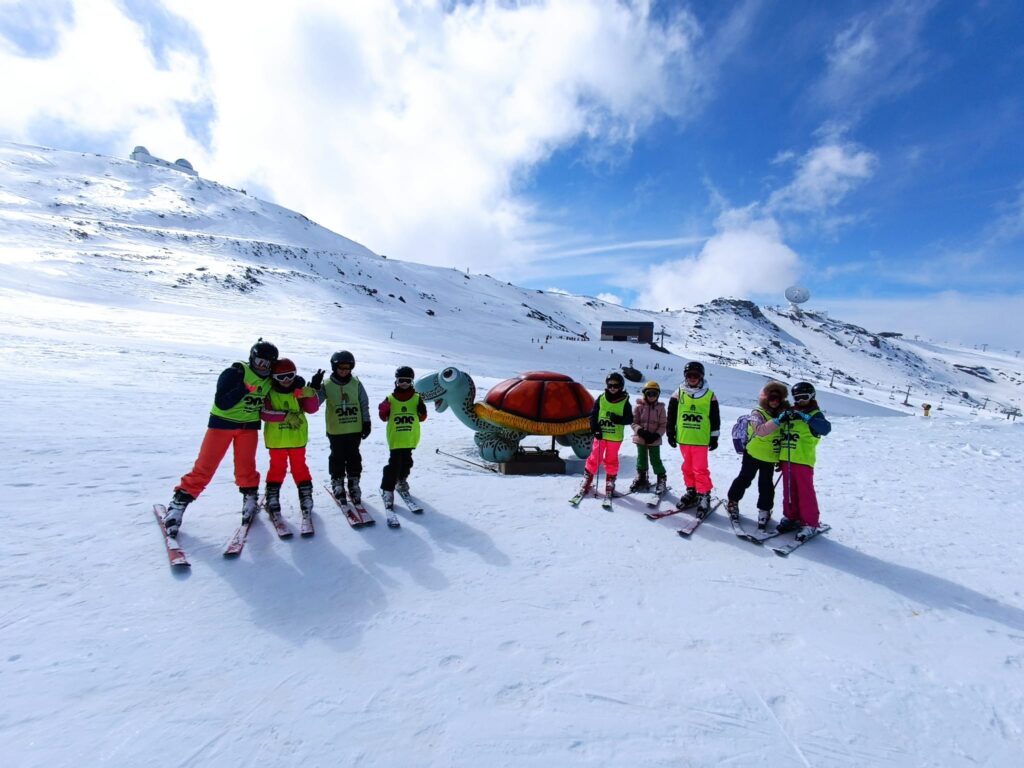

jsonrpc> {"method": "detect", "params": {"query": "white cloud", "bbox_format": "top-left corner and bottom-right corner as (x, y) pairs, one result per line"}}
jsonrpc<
(826, 291), (1024, 350)
(1, 0), (709, 275)
(596, 292), (623, 306)
(767, 139), (877, 213)
(629, 209), (800, 310)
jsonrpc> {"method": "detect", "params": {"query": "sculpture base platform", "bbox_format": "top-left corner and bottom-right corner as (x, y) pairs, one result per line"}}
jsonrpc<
(499, 447), (566, 475)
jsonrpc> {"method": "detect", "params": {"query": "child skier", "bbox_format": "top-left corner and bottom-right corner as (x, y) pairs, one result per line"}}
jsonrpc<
(725, 381), (789, 530)
(314, 350), (371, 505)
(578, 372), (633, 501)
(378, 366), (427, 511)
(630, 381), (668, 494)
(163, 339), (278, 537)
(774, 381), (832, 541)
(666, 361), (720, 517)
(260, 358), (320, 520)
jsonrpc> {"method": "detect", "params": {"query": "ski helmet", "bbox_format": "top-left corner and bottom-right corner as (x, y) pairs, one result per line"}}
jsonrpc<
(605, 372), (625, 389)
(683, 361), (705, 379)
(330, 350), (355, 370)
(642, 381), (661, 396)
(249, 339), (279, 377)
(395, 365), (415, 381)
(791, 381), (816, 403)
(271, 358), (297, 379)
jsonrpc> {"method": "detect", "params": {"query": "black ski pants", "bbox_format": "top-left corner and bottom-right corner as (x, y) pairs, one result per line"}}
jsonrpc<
(328, 433), (363, 480)
(727, 452), (777, 511)
(380, 448), (414, 491)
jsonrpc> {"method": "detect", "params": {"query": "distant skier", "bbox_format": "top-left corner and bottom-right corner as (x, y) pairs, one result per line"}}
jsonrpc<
(629, 381), (668, 495)
(774, 381), (832, 541)
(667, 361), (720, 517)
(163, 339), (279, 537)
(378, 366), (427, 509)
(725, 381), (789, 530)
(314, 350), (371, 505)
(577, 372), (633, 501)
(260, 358), (320, 521)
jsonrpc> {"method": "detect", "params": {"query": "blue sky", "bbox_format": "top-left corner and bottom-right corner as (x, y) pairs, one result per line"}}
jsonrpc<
(1, 0), (1022, 347)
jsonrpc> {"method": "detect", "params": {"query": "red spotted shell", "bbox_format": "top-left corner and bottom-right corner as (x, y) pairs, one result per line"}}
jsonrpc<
(484, 371), (594, 424)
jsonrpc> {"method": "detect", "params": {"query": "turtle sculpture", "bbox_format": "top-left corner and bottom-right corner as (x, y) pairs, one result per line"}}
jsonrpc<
(415, 367), (595, 462)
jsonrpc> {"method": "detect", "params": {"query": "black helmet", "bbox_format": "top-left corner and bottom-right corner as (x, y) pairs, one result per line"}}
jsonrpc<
(605, 372), (625, 388)
(330, 350), (355, 370)
(683, 361), (705, 378)
(249, 339), (278, 377)
(791, 381), (816, 402)
(395, 366), (415, 380)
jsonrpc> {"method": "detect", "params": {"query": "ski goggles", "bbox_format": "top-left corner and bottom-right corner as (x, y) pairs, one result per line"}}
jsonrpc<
(252, 356), (273, 373)
(643, 390), (660, 397)
(272, 371), (296, 382)
(396, 377), (413, 385)
(334, 364), (352, 372)
(605, 382), (622, 390)
(793, 392), (813, 403)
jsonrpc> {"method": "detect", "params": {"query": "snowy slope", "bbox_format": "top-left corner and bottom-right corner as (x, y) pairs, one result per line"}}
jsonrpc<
(1, 142), (1023, 767)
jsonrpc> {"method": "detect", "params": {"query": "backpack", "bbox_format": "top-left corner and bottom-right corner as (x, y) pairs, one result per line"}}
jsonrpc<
(731, 414), (752, 454)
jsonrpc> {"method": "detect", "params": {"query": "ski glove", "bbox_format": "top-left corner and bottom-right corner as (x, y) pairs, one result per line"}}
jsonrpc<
(709, 436), (718, 451)
(310, 369), (326, 390)
(637, 428), (656, 443)
(361, 422), (371, 439)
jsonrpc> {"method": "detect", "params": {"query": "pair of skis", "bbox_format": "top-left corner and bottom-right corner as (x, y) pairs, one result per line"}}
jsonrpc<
(324, 483), (425, 530)
(153, 500), (315, 567)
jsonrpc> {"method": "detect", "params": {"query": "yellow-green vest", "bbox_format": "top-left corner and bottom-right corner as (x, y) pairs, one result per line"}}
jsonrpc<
(597, 395), (627, 442)
(746, 407), (781, 463)
(263, 388), (311, 449)
(386, 393), (421, 449)
(780, 410), (822, 467)
(210, 363), (271, 424)
(325, 377), (362, 435)
(676, 388), (714, 446)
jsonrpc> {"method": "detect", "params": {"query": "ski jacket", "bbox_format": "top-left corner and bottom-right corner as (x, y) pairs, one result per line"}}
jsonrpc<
(666, 384), (720, 446)
(208, 362), (272, 430)
(631, 398), (667, 446)
(318, 373), (370, 435)
(589, 389), (633, 442)
(779, 403), (831, 467)
(380, 389), (427, 449)
(260, 385), (319, 449)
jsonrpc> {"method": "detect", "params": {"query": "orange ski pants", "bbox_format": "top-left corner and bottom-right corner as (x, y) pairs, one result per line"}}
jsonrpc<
(176, 427), (260, 498)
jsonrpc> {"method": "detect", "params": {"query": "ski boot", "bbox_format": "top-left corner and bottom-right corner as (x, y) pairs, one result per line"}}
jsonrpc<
(297, 481), (314, 518)
(578, 470), (595, 497)
(675, 487), (698, 510)
(757, 508), (772, 531)
(348, 475), (362, 505)
(331, 476), (347, 504)
(163, 490), (193, 538)
(240, 487), (259, 524)
(381, 489), (395, 510)
(796, 525), (818, 542)
(396, 478), (410, 496)
(654, 474), (668, 495)
(725, 499), (739, 521)
(628, 470), (650, 494)
(265, 482), (282, 517)
(775, 516), (800, 534)
(695, 492), (712, 519)
(605, 474), (617, 499)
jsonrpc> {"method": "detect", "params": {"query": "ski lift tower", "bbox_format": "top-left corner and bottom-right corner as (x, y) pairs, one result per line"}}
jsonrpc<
(785, 285), (811, 317)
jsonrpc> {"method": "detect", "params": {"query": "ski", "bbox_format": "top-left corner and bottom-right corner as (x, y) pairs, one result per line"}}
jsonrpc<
(153, 504), (190, 568)
(601, 494), (613, 511)
(324, 482), (371, 528)
(385, 507), (401, 528)
(397, 489), (424, 514)
(351, 503), (376, 527)
(299, 513), (315, 537)
(259, 496), (294, 539)
(770, 524), (831, 557)
(675, 498), (722, 537)
(568, 492), (585, 507)
(727, 512), (764, 545)
(223, 515), (256, 558)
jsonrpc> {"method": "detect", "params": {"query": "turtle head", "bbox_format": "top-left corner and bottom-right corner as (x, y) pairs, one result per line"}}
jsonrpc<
(414, 366), (473, 413)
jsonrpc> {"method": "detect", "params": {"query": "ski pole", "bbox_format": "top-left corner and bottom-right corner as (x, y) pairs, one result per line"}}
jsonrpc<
(434, 448), (499, 473)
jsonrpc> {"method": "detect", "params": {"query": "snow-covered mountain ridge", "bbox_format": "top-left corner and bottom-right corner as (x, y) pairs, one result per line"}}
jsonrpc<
(1, 139), (1020, 418)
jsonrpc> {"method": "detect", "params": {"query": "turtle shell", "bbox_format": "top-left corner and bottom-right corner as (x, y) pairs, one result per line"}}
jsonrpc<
(484, 371), (595, 424)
